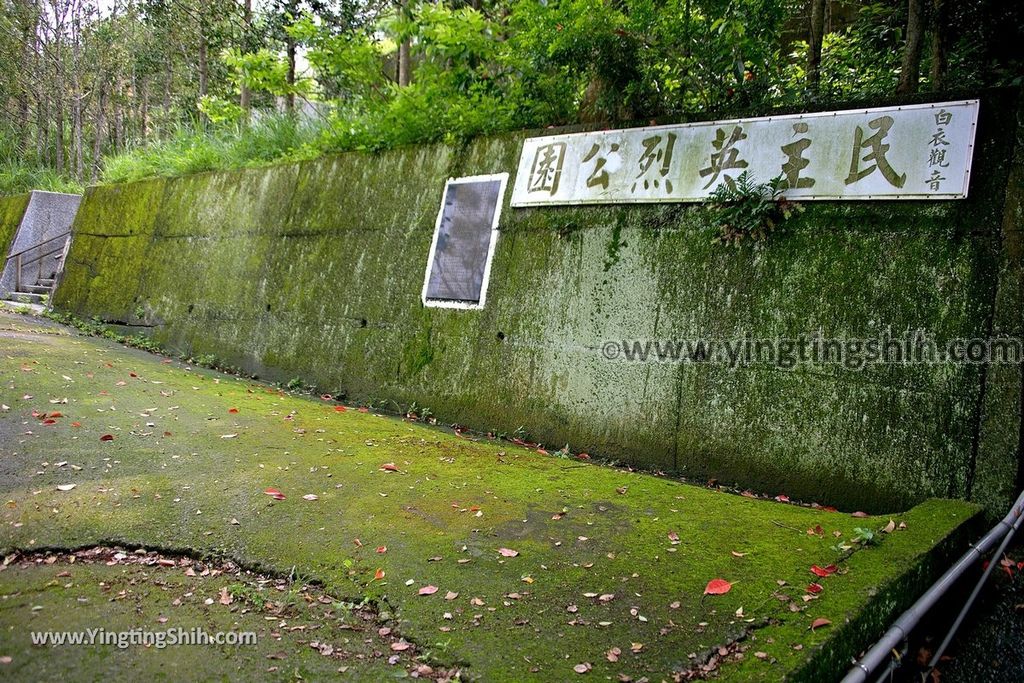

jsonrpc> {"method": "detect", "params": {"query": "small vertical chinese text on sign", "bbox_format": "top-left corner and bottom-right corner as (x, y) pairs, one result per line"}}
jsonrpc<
(510, 100), (978, 206)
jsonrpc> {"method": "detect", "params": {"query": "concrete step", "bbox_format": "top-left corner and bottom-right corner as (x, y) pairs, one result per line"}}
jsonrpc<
(10, 291), (46, 305)
(37, 278), (55, 286)
(21, 284), (53, 294)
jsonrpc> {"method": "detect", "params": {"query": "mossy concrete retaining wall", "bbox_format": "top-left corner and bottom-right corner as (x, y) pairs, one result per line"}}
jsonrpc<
(0, 193), (30, 264)
(54, 89), (1024, 515)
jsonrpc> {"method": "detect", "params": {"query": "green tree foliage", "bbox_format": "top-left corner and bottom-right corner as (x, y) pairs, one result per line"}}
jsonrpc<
(2, 0), (1021, 191)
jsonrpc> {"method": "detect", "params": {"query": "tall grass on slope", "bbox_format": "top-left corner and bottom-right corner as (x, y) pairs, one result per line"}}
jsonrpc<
(0, 159), (84, 197)
(102, 115), (324, 185)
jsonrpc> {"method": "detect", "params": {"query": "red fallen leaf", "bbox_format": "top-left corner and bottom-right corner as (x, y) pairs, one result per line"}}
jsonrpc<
(775, 494), (790, 502)
(536, 448), (549, 456)
(810, 617), (832, 631)
(334, 406), (346, 412)
(374, 568), (385, 581)
(163, 431), (172, 437)
(49, 412), (63, 418)
(320, 394), (332, 401)
(129, 372), (138, 378)
(353, 538), (363, 547)
(807, 582), (823, 594)
(810, 564), (837, 577)
(100, 434), (114, 441)
(808, 525), (824, 536)
(358, 407), (369, 413)
(498, 548), (519, 558)
(43, 419), (56, 425)
(380, 463), (399, 472)
(1018, 561), (1024, 571)
(162, 359), (172, 364)
(576, 453), (591, 460)
(851, 511), (869, 518)
(376, 546), (387, 554)
(704, 578), (732, 595)
(263, 487), (286, 500)
(71, 422), (81, 428)
(31, 410), (42, 418)
(418, 585), (438, 596)
(823, 506), (837, 512)
(228, 408), (238, 414)
(668, 531), (680, 543)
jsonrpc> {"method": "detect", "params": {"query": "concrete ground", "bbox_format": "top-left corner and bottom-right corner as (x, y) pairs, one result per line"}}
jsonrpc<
(0, 310), (980, 681)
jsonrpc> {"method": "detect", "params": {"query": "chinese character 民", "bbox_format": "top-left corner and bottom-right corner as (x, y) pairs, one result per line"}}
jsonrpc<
(927, 169), (946, 191)
(780, 122), (815, 190)
(700, 126), (748, 190)
(631, 133), (677, 193)
(844, 115), (906, 188)
(582, 142), (620, 190)
(528, 142), (567, 195)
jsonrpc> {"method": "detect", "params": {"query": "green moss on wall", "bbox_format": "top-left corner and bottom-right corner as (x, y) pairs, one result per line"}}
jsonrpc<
(53, 89), (1024, 515)
(0, 193), (30, 258)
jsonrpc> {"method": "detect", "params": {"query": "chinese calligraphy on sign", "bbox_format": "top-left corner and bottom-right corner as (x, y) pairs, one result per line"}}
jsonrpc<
(510, 100), (978, 206)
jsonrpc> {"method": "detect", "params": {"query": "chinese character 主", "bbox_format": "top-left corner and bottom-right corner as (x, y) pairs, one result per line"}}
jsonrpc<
(699, 126), (749, 190)
(844, 115), (906, 188)
(631, 133), (677, 193)
(582, 142), (620, 190)
(780, 122), (815, 190)
(527, 142), (567, 196)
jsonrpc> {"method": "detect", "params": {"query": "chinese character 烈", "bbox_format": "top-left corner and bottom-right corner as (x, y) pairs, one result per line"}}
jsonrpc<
(631, 133), (677, 193)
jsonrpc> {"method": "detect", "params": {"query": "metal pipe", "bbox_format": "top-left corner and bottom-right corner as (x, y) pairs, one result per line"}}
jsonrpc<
(925, 493), (1024, 673)
(840, 488), (1024, 683)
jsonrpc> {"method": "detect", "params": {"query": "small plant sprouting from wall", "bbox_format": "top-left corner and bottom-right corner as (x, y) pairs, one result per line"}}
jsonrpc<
(709, 171), (803, 246)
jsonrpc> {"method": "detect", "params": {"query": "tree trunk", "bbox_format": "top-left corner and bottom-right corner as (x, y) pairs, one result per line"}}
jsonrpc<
(897, 0), (926, 94)
(91, 79), (106, 183)
(808, 0), (826, 92)
(240, 0), (252, 116)
(929, 0), (949, 91)
(397, 0), (411, 87)
(198, 39), (209, 97)
(16, 0), (35, 156)
(286, 37), (297, 111)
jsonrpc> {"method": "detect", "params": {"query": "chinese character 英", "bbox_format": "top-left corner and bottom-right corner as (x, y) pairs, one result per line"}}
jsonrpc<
(528, 142), (567, 195)
(582, 142), (620, 190)
(699, 126), (748, 190)
(631, 133), (677, 193)
(844, 115), (906, 188)
(780, 122), (815, 190)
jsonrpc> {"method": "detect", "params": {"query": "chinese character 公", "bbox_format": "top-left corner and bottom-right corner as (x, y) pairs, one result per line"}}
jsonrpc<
(844, 115), (906, 188)
(582, 142), (620, 190)
(528, 142), (567, 195)
(699, 126), (748, 190)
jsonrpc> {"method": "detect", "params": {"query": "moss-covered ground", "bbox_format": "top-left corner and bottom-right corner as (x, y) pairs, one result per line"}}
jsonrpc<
(0, 311), (980, 681)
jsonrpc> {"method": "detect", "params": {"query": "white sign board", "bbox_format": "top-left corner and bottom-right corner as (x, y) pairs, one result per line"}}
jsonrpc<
(510, 100), (978, 206)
